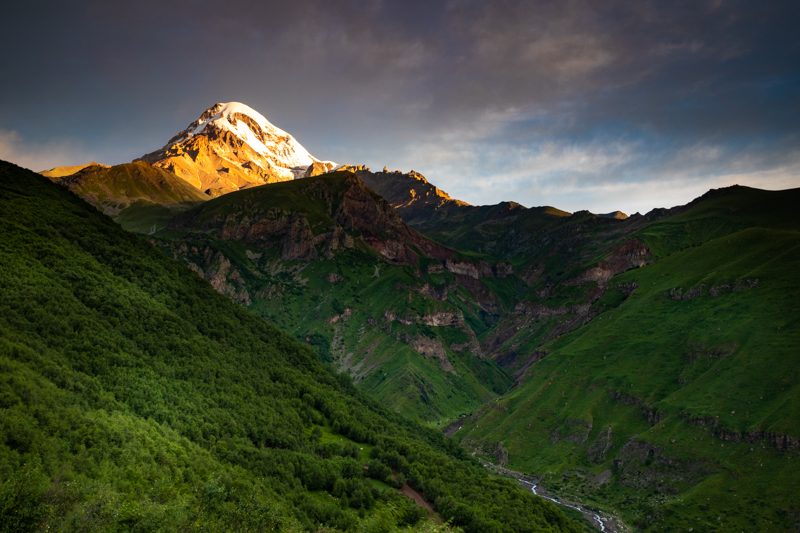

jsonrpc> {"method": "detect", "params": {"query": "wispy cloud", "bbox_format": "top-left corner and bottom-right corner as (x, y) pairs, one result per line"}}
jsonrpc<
(372, 121), (800, 214)
(0, 130), (92, 172)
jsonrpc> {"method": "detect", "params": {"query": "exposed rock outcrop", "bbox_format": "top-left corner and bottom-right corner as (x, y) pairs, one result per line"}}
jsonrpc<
(409, 336), (455, 373)
(682, 414), (800, 452)
(304, 160), (338, 177)
(587, 426), (614, 463)
(613, 438), (707, 492)
(169, 172), (454, 267)
(670, 278), (759, 300)
(579, 239), (650, 285)
(420, 311), (464, 327)
(177, 244), (251, 305)
(357, 168), (470, 226)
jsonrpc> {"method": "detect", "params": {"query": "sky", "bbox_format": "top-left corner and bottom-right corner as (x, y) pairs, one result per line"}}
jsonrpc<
(1, 0), (798, 214)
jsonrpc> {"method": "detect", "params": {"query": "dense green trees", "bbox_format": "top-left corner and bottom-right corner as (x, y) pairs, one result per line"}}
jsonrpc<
(0, 161), (579, 531)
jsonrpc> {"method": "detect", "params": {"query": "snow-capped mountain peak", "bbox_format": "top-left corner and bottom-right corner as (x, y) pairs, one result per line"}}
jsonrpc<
(170, 102), (314, 168)
(139, 101), (336, 195)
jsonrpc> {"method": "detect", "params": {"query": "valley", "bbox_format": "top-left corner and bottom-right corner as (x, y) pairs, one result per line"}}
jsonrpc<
(4, 0), (799, 530)
(3, 100), (798, 531)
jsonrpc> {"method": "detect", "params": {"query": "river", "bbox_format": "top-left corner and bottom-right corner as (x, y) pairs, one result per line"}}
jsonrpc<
(479, 461), (627, 532)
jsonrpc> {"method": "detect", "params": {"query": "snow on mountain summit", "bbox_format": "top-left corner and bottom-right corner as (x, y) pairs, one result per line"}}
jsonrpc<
(171, 102), (316, 169)
(139, 102), (337, 196)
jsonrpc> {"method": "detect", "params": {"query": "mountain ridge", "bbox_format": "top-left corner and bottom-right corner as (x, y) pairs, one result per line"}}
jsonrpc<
(40, 161), (109, 178)
(48, 161), (209, 233)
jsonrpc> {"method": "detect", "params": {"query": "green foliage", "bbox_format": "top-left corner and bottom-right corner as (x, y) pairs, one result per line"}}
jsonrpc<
(458, 187), (800, 531)
(0, 161), (578, 532)
(160, 174), (513, 425)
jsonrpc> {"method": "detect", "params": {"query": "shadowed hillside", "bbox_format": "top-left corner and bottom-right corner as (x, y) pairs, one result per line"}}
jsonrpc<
(457, 185), (800, 531)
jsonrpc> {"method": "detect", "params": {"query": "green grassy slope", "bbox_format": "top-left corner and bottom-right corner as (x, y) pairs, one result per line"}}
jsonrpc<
(249, 251), (511, 425)
(640, 185), (799, 257)
(169, 172), (349, 230)
(0, 160), (582, 532)
(56, 161), (209, 233)
(160, 173), (515, 426)
(358, 169), (655, 377)
(457, 186), (800, 530)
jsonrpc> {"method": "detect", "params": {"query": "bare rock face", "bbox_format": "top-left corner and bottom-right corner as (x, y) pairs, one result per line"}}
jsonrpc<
(425, 259), (494, 280)
(280, 215), (318, 261)
(493, 442), (509, 467)
(670, 278), (759, 300)
(445, 259), (488, 279)
(418, 283), (448, 301)
(372, 239), (414, 263)
(384, 309), (468, 331)
(587, 426), (614, 463)
(304, 160), (338, 177)
(328, 173), (453, 264)
(357, 168), (470, 225)
(328, 308), (352, 324)
(175, 244), (251, 305)
(580, 239), (650, 285)
(138, 102), (336, 196)
(168, 172), (459, 277)
(420, 311), (463, 327)
(613, 439), (707, 492)
(410, 336), (455, 373)
(669, 284), (704, 301)
(681, 414), (800, 452)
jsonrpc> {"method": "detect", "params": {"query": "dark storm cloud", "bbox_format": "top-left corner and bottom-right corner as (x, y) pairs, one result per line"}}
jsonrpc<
(1, 0), (798, 212)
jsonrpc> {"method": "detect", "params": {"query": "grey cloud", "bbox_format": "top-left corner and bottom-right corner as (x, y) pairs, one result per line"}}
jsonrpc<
(0, 0), (797, 211)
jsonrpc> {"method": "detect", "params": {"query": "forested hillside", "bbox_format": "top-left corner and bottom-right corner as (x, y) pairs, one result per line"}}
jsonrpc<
(0, 161), (580, 532)
(457, 186), (800, 531)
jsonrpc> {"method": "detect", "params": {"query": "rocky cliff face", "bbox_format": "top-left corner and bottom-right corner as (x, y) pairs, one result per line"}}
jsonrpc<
(357, 169), (470, 225)
(578, 239), (650, 285)
(139, 102), (336, 196)
(168, 171), (457, 267)
(204, 172), (648, 378)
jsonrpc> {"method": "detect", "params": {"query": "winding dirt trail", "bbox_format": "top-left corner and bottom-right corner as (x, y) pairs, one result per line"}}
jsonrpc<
(401, 483), (443, 523)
